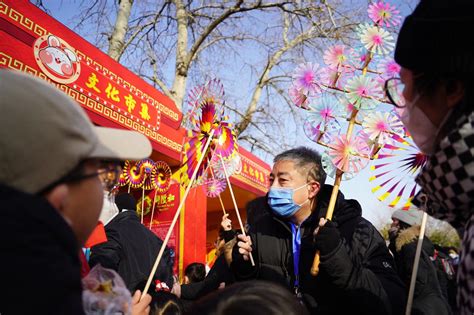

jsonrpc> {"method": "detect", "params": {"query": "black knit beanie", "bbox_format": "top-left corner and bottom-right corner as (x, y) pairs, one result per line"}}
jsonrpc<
(395, 0), (474, 75)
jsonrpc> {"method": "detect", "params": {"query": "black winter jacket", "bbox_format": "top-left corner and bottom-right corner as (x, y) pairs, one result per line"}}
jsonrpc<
(232, 185), (406, 315)
(389, 226), (452, 315)
(89, 210), (174, 292)
(0, 184), (84, 315)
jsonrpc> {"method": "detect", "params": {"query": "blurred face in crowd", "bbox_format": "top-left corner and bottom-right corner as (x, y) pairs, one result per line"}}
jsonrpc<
(400, 67), (464, 128)
(43, 160), (120, 245)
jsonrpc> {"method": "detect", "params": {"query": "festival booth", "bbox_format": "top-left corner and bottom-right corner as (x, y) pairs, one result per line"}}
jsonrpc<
(0, 0), (270, 276)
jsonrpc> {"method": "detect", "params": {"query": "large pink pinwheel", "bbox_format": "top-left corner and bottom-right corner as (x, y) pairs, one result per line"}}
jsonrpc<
(211, 152), (242, 179)
(319, 67), (348, 90)
(369, 133), (428, 209)
(323, 45), (355, 73)
(203, 178), (227, 198)
(362, 111), (405, 147)
(303, 96), (343, 143)
(183, 78), (225, 128)
(377, 57), (400, 80)
(181, 100), (237, 188)
(368, 1), (402, 28)
(345, 75), (382, 110)
(292, 62), (323, 95)
(322, 134), (371, 180)
(358, 24), (395, 55)
(289, 84), (312, 110)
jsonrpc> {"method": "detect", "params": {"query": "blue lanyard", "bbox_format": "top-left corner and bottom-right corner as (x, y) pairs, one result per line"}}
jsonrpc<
(290, 223), (302, 288)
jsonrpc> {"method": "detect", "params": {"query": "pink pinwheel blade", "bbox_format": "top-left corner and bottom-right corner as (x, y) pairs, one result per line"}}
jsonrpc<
(369, 133), (428, 208)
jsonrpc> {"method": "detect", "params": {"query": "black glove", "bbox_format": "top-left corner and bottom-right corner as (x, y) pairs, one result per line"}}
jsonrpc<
(313, 220), (341, 255)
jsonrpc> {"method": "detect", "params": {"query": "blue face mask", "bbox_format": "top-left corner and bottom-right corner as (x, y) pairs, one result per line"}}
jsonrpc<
(267, 184), (308, 218)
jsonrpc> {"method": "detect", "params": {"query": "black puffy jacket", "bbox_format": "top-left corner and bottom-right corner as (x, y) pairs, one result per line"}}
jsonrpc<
(389, 226), (452, 315)
(231, 185), (407, 315)
(0, 184), (84, 315)
(89, 210), (174, 291)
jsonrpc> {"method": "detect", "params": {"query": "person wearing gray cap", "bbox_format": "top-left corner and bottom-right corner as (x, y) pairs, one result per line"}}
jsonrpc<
(0, 69), (152, 315)
(385, 1), (474, 312)
(388, 209), (451, 315)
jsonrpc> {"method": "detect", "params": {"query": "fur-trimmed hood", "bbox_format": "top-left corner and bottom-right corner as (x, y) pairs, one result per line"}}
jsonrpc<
(395, 225), (422, 252)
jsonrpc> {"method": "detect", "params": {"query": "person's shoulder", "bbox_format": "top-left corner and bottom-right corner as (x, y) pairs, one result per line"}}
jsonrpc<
(246, 196), (267, 209)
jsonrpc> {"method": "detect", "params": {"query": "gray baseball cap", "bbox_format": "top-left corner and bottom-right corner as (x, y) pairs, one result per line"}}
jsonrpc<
(0, 69), (152, 194)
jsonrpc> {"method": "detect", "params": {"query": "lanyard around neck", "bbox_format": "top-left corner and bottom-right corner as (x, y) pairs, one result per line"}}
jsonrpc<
(290, 223), (302, 288)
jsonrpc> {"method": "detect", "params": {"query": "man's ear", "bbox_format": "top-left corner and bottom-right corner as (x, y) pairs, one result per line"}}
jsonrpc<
(446, 80), (465, 108)
(44, 184), (69, 217)
(308, 181), (321, 199)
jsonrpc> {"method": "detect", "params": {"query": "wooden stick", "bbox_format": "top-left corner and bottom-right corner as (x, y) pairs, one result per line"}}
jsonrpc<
(219, 154), (255, 266)
(141, 184), (145, 224)
(149, 189), (158, 229)
(310, 169), (343, 276)
(141, 129), (215, 300)
(311, 108), (359, 276)
(218, 194), (227, 215)
(405, 211), (428, 315)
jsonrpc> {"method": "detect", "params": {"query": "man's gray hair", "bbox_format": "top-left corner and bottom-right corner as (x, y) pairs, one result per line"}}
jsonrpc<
(274, 147), (326, 184)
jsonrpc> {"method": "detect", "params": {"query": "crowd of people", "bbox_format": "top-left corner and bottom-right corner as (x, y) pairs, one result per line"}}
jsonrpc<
(0, 0), (472, 314)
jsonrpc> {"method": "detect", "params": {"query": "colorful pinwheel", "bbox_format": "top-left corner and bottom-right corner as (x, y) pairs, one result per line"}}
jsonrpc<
(362, 111), (405, 147)
(181, 100), (237, 187)
(358, 24), (395, 55)
(303, 96), (343, 143)
(323, 45), (354, 73)
(377, 57), (400, 80)
(152, 161), (172, 194)
(323, 134), (371, 180)
(292, 62), (323, 95)
(118, 171), (128, 187)
(345, 75), (382, 110)
(368, 2), (402, 28)
(123, 160), (144, 189)
(211, 153), (242, 179)
(369, 133), (428, 209)
(289, 84), (312, 110)
(184, 78), (225, 129)
(204, 178), (227, 198)
(136, 159), (156, 190)
(319, 67), (348, 90)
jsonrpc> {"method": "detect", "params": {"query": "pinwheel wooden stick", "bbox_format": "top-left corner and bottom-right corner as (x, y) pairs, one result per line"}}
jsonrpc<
(141, 129), (216, 300)
(141, 187), (145, 224)
(311, 109), (359, 276)
(210, 167), (227, 215)
(218, 194), (227, 215)
(219, 154), (255, 266)
(406, 210), (428, 315)
(149, 192), (158, 229)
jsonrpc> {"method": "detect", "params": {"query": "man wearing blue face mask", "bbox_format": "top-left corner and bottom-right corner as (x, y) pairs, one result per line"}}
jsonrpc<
(228, 147), (406, 314)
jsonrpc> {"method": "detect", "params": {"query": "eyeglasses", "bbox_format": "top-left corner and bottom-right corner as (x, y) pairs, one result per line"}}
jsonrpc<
(76, 162), (122, 192)
(38, 161), (122, 195)
(384, 77), (406, 108)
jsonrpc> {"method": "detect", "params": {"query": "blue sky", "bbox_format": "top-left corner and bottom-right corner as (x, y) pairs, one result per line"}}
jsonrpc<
(38, 0), (417, 228)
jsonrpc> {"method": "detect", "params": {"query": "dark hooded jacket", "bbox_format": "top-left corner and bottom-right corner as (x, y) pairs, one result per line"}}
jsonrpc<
(389, 226), (452, 315)
(0, 184), (84, 315)
(231, 185), (406, 315)
(89, 210), (174, 292)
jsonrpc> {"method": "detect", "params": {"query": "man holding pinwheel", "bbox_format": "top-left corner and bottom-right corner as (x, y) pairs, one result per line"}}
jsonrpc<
(229, 147), (406, 314)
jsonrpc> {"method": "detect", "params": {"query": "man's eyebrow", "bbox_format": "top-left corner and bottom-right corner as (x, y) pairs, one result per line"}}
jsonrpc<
(277, 172), (291, 177)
